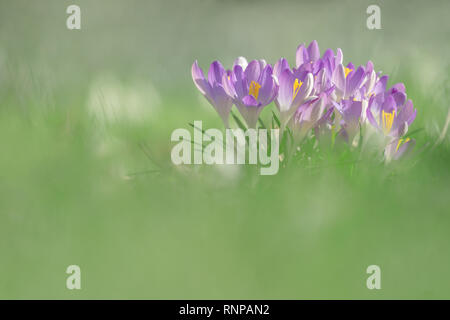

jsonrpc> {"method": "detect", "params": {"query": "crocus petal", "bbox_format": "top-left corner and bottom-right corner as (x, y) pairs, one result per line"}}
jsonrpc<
(340, 100), (362, 143)
(366, 61), (374, 74)
(210, 85), (233, 127)
(332, 64), (346, 96)
(314, 68), (328, 92)
(396, 121), (408, 137)
(191, 61), (211, 96)
(343, 100), (362, 122)
(396, 99), (417, 126)
(336, 48), (343, 65)
(346, 66), (365, 96)
(322, 49), (335, 76)
(208, 61), (225, 87)
(277, 69), (294, 111)
(242, 95), (259, 107)
(307, 40), (320, 62)
(233, 56), (248, 70)
(389, 83), (406, 94)
(372, 75), (388, 95)
(292, 96), (326, 141)
(238, 96), (262, 128)
(257, 65), (276, 104)
(296, 44), (307, 68)
(258, 59), (267, 70)
(395, 138), (415, 160)
(309, 95), (327, 122)
(293, 72), (313, 106)
(392, 91), (407, 106)
(385, 137), (415, 161)
(222, 73), (236, 98)
(366, 97), (380, 129)
(244, 60), (262, 83)
(317, 105), (334, 127)
(232, 65), (246, 98)
(381, 95), (396, 113)
(273, 58), (290, 81)
(365, 69), (377, 94)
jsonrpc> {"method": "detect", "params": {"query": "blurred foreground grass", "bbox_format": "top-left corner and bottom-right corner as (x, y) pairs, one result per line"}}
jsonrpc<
(0, 0), (450, 299)
(1, 83), (449, 299)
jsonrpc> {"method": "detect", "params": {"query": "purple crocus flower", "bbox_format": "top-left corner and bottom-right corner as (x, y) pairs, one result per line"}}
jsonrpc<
(273, 59), (314, 127)
(284, 43), (339, 97)
(354, 62), (389, 121)
(223, 60), (278, 128)
(366, 88), (417, 138)
(191, 60), (233, 127)
(296, 40), (321, 71)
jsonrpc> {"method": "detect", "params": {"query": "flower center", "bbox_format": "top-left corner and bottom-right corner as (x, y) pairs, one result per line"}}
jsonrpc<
(293, 78), (303, 100)
(381, 109), (396, 135)
(249, 81), (262, 100)
(344, 67), (353, 78)
(396, 137), (410, 151)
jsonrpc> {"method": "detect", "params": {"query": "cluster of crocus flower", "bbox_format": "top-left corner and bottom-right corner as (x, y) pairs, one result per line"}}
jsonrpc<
(191, 41), (417, 161)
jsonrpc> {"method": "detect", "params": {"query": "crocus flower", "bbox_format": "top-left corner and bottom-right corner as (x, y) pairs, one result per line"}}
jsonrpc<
(223, 60), (278, 128)
(191, 60), (233, 127)
(296, 40), (321, 71)
(274, 62), (314, 127)
(366, 89), (417, 138)
(286, 43), (340, 97)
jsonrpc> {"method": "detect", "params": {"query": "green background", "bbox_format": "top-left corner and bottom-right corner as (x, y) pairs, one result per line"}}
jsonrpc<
(0, 0), (449, 299)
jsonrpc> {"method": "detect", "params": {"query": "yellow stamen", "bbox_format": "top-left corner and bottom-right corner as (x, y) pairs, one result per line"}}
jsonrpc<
(249, 81), (262, 100)
(292, 78), (303, 101)
(344, 67), (353, 78)
(381, 109), (396, 135)
(396, 137), (411, 151)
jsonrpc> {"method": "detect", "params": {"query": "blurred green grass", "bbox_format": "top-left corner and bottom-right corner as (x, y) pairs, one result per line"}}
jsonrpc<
(0, 0), (450, 299)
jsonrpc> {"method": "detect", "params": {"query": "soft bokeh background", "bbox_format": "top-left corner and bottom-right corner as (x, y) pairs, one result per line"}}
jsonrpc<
(1, 0), (450, 299)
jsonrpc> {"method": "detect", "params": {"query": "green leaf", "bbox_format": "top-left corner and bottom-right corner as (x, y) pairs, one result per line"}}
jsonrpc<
(258, 117), (267, 129)
(189, 122), (224, 147)
(272, 110), (280, 127)
(231, 111), (247, 131)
